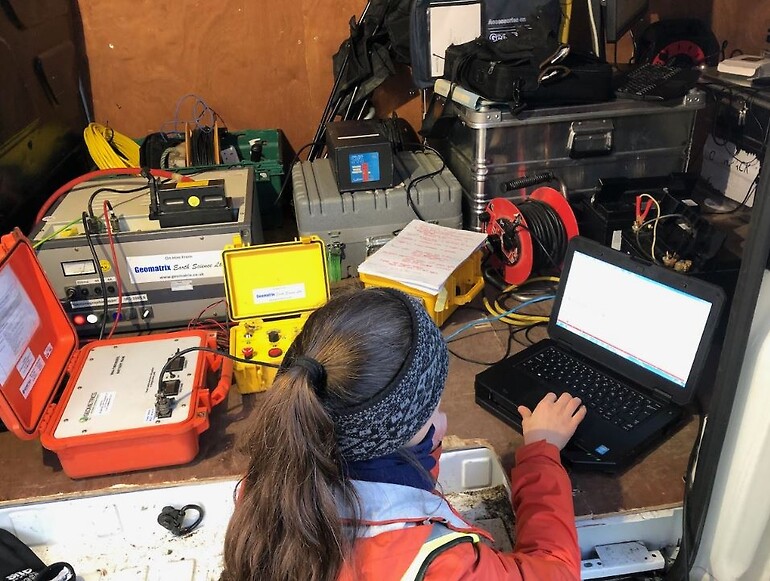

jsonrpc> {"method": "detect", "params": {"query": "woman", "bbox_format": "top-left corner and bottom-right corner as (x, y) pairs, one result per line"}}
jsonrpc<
(221, 287), (586, 581)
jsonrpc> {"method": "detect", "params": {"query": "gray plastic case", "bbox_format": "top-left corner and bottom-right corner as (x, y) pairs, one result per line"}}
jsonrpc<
(292, 151), (463, 278)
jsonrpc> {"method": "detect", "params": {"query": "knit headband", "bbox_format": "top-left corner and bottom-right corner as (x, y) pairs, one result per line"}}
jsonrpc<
(281, 289), (448, 462)
(331, 289), (448, 462)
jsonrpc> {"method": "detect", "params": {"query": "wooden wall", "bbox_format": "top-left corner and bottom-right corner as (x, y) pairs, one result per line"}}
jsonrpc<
(711, 0), (770, 56)
(78, 0), (763, 155)
(76, 0), (379, 152)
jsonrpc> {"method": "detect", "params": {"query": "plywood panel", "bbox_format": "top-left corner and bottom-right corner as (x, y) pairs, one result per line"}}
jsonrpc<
(648, 0), (711, 21)
(78, 0), (751, 157)
(76, 0), (392, 151)
(711, 0), (770, 56)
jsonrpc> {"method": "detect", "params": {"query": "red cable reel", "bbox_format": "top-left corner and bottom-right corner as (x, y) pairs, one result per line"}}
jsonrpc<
(482, 187), (579, 285)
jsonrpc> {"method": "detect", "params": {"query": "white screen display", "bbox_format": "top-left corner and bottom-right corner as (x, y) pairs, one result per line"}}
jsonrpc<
(556, 252), (713, 388)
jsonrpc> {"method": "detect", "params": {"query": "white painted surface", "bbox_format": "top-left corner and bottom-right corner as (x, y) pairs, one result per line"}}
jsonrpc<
(0, 448), (511, 580)
(693, 270), (770, 580)
(0, 478), (237, 581)
(0, 446), (684, 580)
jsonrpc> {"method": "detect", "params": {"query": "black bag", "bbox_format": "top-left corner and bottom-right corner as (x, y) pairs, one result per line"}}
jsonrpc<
(0, 529), (75, 581)
(410, 0), (561, 89)
(443, 35), (613, 109)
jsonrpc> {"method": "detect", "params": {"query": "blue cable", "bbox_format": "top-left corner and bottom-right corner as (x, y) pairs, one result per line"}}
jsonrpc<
(443, 295), (555, 342)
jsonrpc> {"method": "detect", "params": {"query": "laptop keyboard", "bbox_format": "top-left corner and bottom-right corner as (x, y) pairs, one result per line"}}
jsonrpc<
(520, 347), (664, 431)
(614, 64), (701, 101)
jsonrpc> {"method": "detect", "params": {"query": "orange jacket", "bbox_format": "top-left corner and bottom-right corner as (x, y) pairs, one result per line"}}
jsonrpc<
(339, 440), (581, 580)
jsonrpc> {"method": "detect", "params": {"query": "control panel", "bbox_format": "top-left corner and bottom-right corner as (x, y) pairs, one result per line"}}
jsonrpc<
(31, 168), (255, 337)
(53, 336), (203, 438)
(229, 313), (310, 392)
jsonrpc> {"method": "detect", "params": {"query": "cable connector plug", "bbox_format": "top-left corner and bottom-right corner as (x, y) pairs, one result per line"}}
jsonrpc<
(82, 213), (100, 235)
(662, 252), (679, 268)
(103, 200), (120, 233)
(155, 392), (173, 419)
(157, 504), (204, 537)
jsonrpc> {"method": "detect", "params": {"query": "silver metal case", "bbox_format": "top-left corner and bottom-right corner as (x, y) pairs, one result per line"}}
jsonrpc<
(292, 151), (463, 278)
(430, 90), (706, 230)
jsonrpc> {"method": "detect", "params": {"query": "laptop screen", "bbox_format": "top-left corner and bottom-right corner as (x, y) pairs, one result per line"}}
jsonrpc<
(555, 250), (714, 388)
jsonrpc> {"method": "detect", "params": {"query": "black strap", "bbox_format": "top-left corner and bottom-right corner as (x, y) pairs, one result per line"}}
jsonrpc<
(419, 91), (451, 139)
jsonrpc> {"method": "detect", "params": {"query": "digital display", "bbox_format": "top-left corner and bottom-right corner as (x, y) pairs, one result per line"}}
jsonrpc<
(61, 259), (97, 277)
(556, 251), (713, 388)
(349, 152), (381, 183)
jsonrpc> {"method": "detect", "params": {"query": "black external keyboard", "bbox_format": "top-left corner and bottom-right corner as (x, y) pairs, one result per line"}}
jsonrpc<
(520, 347), (663, 431)
(615, 64), (701, 101)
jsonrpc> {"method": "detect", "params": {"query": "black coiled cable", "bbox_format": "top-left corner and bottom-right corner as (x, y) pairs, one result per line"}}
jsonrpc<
(190, 127), (215, 166)
(517, 199), (567, 271)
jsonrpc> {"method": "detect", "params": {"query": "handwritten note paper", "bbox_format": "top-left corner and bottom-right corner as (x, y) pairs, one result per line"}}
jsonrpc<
(357, 221), (488, 294)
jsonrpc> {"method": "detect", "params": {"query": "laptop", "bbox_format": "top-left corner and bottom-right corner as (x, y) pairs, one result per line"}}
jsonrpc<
(475, 236), (726, 472)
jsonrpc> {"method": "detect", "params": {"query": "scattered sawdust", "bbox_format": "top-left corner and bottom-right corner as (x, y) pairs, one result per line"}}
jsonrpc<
(446, 484), (516, 551)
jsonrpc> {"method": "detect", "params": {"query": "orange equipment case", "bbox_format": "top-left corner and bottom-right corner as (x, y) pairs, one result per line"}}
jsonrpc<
(0, 229), (233, 479)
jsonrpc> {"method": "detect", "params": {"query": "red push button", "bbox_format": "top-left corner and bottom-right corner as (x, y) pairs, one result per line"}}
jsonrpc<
(73, 315), (86, 325)
(268, 347), (283, 358)
(242, 346), (254, 359)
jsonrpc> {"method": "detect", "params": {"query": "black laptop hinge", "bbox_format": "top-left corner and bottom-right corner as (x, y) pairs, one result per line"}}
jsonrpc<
(650, 386), (672, 403)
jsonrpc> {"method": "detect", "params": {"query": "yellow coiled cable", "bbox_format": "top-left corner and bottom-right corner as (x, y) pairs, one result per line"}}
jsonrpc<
(84, 122), (140, 169)
(560, 1), (573, 44)
(484, 276), (560, 325)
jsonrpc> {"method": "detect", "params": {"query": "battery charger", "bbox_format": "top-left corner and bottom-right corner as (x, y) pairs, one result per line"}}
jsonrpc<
(326, 120), (395, 192)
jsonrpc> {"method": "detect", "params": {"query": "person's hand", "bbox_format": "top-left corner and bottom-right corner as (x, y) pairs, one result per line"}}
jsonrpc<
(518, 392), (587, 451)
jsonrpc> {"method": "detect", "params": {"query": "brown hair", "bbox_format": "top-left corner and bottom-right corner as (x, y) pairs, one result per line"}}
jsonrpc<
(221, 288), (413, 581)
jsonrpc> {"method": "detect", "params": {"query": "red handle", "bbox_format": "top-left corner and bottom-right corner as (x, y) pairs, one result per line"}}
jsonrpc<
(209, 355), (233, 407)
(191, 335), (233, 434)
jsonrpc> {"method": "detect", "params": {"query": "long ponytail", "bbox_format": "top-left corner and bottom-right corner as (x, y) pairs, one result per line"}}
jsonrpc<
(221, 289), (413, 581)
(222, 366), (354, 581)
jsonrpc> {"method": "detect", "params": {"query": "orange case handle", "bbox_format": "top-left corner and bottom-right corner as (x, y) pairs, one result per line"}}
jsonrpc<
(209, 355), (233, 407)
(191, 340), (234, 433)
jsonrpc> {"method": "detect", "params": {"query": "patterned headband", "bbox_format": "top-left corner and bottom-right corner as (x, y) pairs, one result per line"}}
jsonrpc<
(331, 289), (448, 462)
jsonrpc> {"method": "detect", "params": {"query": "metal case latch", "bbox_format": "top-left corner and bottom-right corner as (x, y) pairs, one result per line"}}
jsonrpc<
(567, 119), (614, 158)
(365, 235), (393, 256)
